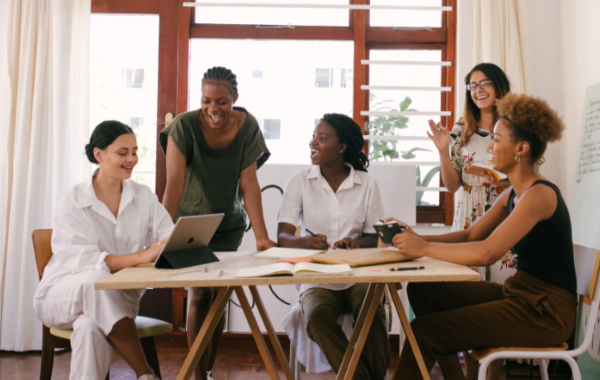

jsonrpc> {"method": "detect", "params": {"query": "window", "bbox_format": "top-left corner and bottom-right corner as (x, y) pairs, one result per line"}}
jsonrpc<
(315, 68), (333, 88)
(121, 68), (145, 88)
(89, 14), (159, 191)
(262, 119), (281, 140)
(186, 0), (457, 224)
(189, 39), (353, 164)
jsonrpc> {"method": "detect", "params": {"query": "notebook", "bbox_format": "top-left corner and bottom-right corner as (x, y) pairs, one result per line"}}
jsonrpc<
(234, 262), (352, 278)
(464, 162), (507, 181)
(253, 247), (325, 260)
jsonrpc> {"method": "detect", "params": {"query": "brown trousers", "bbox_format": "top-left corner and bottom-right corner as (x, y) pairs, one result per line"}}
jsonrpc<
(394, 271), (577, 380)
(301, 284), (391, 380)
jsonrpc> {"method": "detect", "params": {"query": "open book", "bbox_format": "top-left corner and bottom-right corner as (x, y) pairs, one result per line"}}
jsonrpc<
(234, 262), (352, 278)
(465, 162), (507, 181)
(253, 247), (325, 260)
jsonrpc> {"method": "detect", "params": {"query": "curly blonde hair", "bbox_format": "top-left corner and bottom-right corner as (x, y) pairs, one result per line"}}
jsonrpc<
(495, 93), (564, 163)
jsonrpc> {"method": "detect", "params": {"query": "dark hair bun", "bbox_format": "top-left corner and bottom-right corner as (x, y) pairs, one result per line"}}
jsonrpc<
(85, 143), (98, 164)
(86, 120), (134, 164)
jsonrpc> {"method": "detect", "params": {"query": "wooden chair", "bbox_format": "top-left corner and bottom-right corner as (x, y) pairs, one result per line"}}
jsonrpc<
(32, 229), (173, 380)
(472, 250), (600, 380)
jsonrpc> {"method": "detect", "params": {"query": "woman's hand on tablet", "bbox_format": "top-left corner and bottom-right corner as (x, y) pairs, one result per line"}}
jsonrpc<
(392, 233), (427, 257)
(139, 238), (168, 264)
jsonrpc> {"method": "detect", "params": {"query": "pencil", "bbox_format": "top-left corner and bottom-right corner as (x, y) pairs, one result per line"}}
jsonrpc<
(305, 228), (317, 237)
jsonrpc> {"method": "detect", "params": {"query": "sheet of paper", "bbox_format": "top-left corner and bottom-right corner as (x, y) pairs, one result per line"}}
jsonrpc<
(293, 263), (352, 274)
(572, 82), (600, 250)
(253, 247), (324, 259)
(234, 263), (295, 278)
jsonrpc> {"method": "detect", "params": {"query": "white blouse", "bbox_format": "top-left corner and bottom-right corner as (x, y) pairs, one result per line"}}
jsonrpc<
(34, 173), (174, 300)
(278, 164), (384, 294)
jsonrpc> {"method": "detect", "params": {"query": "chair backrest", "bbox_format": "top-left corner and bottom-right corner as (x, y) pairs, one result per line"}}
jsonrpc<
(32, 229), (53, 280)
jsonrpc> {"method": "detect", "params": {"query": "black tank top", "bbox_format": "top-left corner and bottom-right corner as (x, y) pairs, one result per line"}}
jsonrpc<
(507, 180), (577, 295)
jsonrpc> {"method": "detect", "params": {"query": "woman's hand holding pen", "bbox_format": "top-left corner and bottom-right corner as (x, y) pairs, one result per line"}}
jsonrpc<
(304, 228), (330, 249)
(427, 119), (451, 153)
(302, 235), (330, 249)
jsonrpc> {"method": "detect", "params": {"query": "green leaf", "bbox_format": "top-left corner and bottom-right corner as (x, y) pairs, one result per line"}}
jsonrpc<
(382, 150), (399, 159)
(421, 166), (440, 187)
(400, 97), (412, 111)
(401, 147), (433, 160)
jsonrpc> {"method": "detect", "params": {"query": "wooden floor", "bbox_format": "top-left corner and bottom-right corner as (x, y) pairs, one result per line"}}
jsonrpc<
(0, 335), (561, 380)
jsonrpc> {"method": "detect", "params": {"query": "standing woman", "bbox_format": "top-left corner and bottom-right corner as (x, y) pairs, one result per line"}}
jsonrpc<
(33, 121), (173, 380)
(425, 63), (511, 379)
(429, 62), (511, 234)
(160, 66), (276, 380)
(389, 94), (574, 380)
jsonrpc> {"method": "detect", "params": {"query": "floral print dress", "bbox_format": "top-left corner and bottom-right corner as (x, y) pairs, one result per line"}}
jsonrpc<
(450, 124), (516, 279)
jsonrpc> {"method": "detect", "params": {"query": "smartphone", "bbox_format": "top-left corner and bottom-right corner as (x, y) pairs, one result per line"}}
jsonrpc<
(373, 221), (407, 246)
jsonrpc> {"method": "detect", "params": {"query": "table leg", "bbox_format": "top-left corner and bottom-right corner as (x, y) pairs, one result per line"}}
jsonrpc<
(340, 283), (386, 380)
(234, 287), (280, 379)
(249, 286), (295, 380)
(336, 283), (376, 378)
(176, 287), (233, 380)
(387, 282), (431, 380)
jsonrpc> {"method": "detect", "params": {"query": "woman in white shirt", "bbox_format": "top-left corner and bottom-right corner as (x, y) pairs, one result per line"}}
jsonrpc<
(278, 114), (389, 380)
(33, 121), (173, 380)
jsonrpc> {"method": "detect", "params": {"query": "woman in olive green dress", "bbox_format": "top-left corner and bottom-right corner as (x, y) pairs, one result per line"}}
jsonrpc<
(160, 66), (276, 380)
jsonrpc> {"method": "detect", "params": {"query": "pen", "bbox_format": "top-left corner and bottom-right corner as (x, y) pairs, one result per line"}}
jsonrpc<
(219, 269), (224, 277)
(305, 228), (317, 237)
(390, 266), (425, 271)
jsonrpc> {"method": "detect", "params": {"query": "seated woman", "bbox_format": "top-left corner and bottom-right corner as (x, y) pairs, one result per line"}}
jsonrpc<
(387, 94), (576, 380)
(33, 121), (173, 380)
(277, 113), (390, 380)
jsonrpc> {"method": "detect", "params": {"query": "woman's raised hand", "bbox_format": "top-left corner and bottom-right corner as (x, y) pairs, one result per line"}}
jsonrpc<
(427, 119), (451, 153)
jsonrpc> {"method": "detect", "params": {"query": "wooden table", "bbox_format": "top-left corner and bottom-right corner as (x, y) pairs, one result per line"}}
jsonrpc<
(96, 252), (480, 380)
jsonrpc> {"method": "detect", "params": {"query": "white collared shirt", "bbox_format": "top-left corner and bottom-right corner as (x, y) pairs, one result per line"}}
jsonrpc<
(34, 172), (174, 300)
(278, 164), (384, 293)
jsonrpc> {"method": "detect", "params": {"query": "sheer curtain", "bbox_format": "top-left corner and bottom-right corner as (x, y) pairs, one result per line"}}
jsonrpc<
(473, 0), (526, 94)
(0, 0), (91, 351)
(471, 0), (525, 284)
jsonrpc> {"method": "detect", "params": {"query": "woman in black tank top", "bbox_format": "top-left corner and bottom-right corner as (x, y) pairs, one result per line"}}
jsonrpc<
(387, 93), (577, 380)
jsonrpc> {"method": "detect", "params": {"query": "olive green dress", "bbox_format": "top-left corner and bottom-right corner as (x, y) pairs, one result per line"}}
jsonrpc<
(159, 107), (270, 251)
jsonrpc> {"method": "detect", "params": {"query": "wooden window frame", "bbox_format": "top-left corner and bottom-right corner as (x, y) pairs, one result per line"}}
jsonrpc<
(181, 0), (456, 225)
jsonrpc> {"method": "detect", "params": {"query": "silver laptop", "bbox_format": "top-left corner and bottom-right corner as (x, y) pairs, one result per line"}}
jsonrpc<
(154, 213), (224, 269)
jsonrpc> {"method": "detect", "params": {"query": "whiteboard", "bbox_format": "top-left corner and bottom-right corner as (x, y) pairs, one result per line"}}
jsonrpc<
(571, 82), (600, 250)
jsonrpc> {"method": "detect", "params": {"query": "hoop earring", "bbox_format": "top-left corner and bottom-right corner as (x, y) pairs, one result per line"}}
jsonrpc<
(515, 155), (520, 163)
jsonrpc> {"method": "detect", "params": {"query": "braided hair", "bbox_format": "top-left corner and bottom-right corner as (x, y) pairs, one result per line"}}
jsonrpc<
(321, 113), (369, 172)
(202, 66), (238, 96)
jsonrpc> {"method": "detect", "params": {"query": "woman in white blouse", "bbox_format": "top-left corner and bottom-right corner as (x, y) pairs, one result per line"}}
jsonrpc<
(277, 114), (389, 380)
(33, 121), (173, 380)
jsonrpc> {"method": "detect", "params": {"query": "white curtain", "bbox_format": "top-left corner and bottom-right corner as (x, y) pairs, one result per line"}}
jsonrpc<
(471, 0), (524, 284)
(0, 0), (91, 351)
(473, 0), (526, 94)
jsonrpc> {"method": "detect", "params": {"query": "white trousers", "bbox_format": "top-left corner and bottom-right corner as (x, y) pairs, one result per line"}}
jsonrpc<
(34, 270), (143, 380)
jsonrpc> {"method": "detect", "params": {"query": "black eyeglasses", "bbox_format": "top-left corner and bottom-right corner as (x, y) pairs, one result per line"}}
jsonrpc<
(467, 79), (493, 92)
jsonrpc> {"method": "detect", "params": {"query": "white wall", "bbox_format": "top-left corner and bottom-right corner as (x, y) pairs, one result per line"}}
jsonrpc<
(559, 0), (600, 204)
